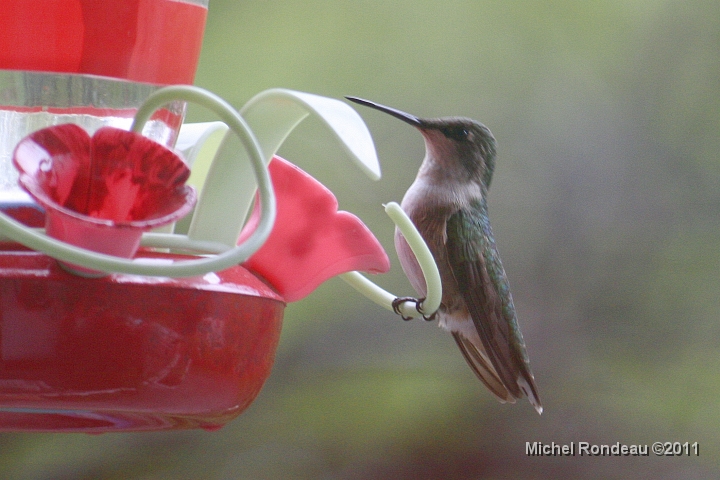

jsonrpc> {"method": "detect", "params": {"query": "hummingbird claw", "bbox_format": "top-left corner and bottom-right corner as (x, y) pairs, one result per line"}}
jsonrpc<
(392, 296), (437, 322)
(414, 297), (438, 321)
(392, 296), (417, 320)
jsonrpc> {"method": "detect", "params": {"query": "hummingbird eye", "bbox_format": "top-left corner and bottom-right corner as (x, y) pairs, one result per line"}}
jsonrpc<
(443, 126), (471, 142)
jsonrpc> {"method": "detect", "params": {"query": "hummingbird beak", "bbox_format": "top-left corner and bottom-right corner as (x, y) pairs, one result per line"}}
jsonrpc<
(345, 96), (424, 128)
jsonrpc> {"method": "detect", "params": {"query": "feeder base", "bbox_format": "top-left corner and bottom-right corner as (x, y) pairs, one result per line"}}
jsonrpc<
(0, 250), (285, 432)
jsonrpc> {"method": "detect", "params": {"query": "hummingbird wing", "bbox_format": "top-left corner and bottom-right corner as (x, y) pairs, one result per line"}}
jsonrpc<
(446, 199), (542, 411)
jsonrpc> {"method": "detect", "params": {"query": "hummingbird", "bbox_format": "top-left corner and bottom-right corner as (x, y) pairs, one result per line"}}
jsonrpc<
(347, 96), (542, 414)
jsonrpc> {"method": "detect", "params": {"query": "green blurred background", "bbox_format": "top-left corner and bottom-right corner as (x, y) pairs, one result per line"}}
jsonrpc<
(2, 0), (720, 478)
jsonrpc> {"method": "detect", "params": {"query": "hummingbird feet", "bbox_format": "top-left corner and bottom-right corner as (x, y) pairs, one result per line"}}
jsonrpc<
(392, 297), (437, 322)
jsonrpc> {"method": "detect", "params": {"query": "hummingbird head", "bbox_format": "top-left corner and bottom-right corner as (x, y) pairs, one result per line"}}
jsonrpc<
(346, 96), (497, 188)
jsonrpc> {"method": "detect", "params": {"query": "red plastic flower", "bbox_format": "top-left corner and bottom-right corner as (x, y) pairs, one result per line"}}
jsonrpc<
(239, 156), (391, 302)
(12, 124), (196, 271)
(13, 124), (196, 227)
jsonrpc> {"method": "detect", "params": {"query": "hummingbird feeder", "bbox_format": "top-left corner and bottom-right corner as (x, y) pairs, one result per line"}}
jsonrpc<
(0, 0), (441, 433)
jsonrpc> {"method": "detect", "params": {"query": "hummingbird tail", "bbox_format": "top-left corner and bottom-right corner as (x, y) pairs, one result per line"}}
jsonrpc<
(452, 332), (515, 404)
